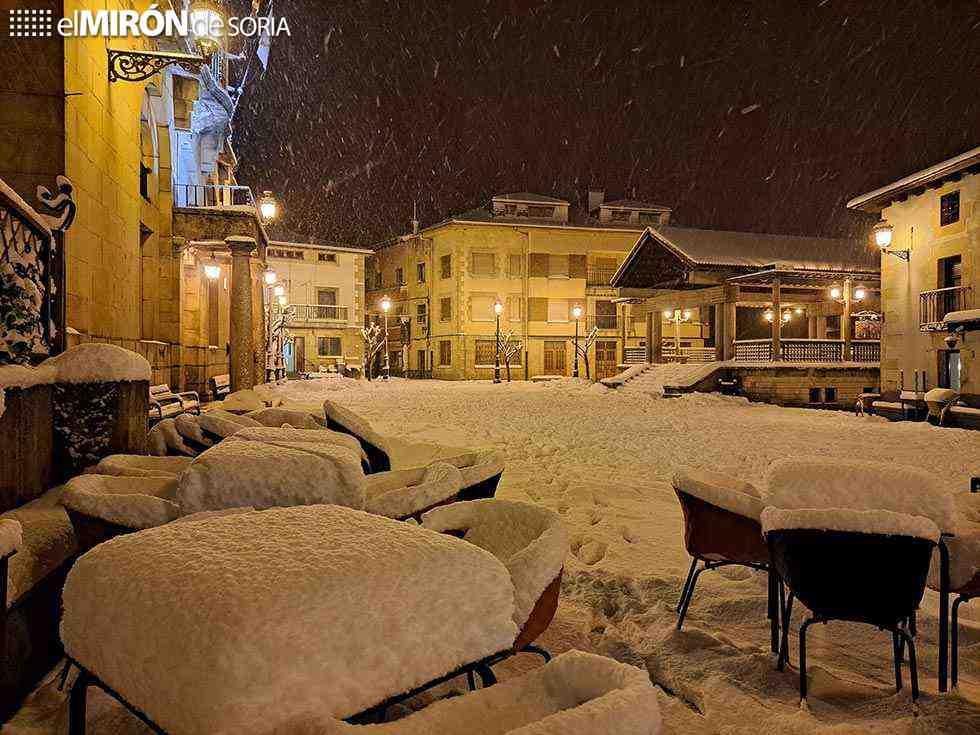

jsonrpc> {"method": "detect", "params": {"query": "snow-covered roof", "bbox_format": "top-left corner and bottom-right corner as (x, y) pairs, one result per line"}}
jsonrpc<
(601, 198), (671, 212)
(847, 146), (980, 213)
(945, 309), (980, 328)
(612, 226), (877, 288)
(492, 192), (569, 205)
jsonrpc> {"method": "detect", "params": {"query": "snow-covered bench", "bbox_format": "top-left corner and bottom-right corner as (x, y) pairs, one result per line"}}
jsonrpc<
(62, 505), (524, 734)
(149, 384), (200, 422)
(267, 650), (661, 735)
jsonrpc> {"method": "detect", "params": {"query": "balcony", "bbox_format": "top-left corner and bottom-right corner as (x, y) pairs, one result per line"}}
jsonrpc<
(733, 339), (880, 364)
(586, 266), (617, 287)
(289, 304), (350, 324)
(174, 184), (256, 209)
(919, 286), (972, 331)
(584, 315), (645, 335)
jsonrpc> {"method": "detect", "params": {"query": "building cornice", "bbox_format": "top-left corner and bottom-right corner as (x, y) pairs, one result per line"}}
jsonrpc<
(846, 146), (980, 212)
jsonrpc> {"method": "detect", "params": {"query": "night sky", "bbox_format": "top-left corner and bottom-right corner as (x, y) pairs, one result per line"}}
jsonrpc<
(234, 0), (980, 247)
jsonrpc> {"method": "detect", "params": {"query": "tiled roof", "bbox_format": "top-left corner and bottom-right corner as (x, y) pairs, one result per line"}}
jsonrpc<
(492, 192), (569, 204)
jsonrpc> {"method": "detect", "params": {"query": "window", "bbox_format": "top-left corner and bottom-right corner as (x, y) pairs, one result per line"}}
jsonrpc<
(395, 267), (404, 286)
(374, 271), (382, 289)
(939, 350), (961, 391)
(471, 251), (496, 277)
(809, 388), (822, 404)
(940, 191), (960, 227)
(416, 302), (427, 326)
(939, 255), (962, 288)
(440, 254), (452, 279)
(317, 336), (341, 356)
(544, 342), (566, 374)
(318, 252), (337, 263)
(639, 212), (665, 225)
(475, 340), (497, 366)
(548, 299), (569, 322)
(207, 277), (220, 346)
(439, 340), (452, 366)
(506, 295), (523, 322)
(417, 349), (427, 371)
(609, 209), (630, 223)
(548, 255), (569, 278)
(417, 262), (426, 283)
(508, 254), (524, 278)
(527, 205), (554, 218)
(471, 294), (497, 322)
(824, 387), (837, 403)
(267, 248), (304, 260)
(440, 297), (452, 322)
(317, 289), (338, 306)
(139, 163), (151, 201)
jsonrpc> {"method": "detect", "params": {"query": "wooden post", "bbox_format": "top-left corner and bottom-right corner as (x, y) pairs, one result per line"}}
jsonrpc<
(723, 301), (736, 361)
(842, 277), (853, 362)
(645, 312), (654, 363)
(619, 303), (627, 366)
(816, 316), (828, 339)
(771, 278), (781, 361)
(652, 311), (663, 363)
(714, 303), (725, 361)
(227, 236), (257, 392)
(807, 315), (817, 339)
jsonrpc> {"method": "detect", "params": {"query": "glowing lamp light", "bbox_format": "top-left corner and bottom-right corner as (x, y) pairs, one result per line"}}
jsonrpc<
(663, 309), (674, 319)
(782, 311), (792, 323)
(258, 191), (279, 224)
(794, 306), (803, 315)
(854, 287), (866, 301)
(682, 309), (692, 321)
(830, 286), (842, 300)
(380, 295), (392, 313)
(203, 258), (221, 280)
(873, 221), (894, 249)
(273, 284), (285, 297)
(572, 304), (583, 319)
(263, 266), (277, 286)
(189, 1), (224, 56)
(276, 294), (288, 307)
(764, 309), (774, 323)
(493, 300), (504, 316)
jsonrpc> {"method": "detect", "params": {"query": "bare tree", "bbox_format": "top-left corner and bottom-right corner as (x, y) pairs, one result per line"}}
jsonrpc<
(497, 330), (523, 382)
(362, 323), (385, 381)
(569, 326), (599, 380)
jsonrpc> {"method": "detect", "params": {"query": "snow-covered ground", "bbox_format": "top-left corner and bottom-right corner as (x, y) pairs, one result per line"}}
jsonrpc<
(7, 376), (980, 733)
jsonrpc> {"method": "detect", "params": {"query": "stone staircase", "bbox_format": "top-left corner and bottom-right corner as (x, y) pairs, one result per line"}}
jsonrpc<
(604, 362), (727, 396)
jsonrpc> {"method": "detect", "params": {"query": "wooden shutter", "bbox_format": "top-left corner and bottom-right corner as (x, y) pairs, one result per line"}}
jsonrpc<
(528, 297), (548, 322)
(528, 253), (549, 278)
(569, 254), (587, 279)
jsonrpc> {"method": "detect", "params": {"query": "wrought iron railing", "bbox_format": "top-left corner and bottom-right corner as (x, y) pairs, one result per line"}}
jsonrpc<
(851, 340), (881, 363)
(174, 183), (255, 209)
(289, 304), (350, 323)
(920, 286), (972, 331)
(782, 339), (843, 362)
(586, 266), (617, 287)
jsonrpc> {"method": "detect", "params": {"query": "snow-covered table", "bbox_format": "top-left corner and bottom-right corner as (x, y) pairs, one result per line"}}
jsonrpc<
(62, 505), (519, 735)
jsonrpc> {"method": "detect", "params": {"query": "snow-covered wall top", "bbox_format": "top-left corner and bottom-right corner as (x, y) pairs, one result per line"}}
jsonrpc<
(40, 343), (151, 384)
(61, 505), (518, 731)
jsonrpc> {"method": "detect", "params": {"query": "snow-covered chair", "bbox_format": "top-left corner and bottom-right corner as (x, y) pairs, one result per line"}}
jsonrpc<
(363, 463), (464, 521)
(265, 651), (661, 735)
(421, 499), (569, 657)
(228, 426), (371, 474)
(61, 475), (181, 552)
(924, 387), (960, 426)
(670, 469), (777, 646)
(0, 517), (21, 606)
(762, 506), (938, 703)
(322, 400), (394, 472)
(62, 505), (520, 734)
(85, 455), (193, 478)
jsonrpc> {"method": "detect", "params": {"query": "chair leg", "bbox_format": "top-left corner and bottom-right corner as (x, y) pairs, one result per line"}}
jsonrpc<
(895, 627), (919, 701)
(799, 618), (817, 702)
(474, 662), (497, 688)
(777, 590), (795, 671)
(466, 670), (477, 691)
(952, 595), (970, 689)
(676, 563), (704, 631)
(768, 570), (780, 654)
(677, 558), (698, 613)
(520, 644), (552, 662)
(892, 630), (904, 693)
(68, 671), (90, 735)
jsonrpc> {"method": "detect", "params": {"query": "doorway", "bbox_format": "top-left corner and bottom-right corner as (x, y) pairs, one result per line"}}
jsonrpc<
(544, 341), (567, 375)
(595, 340), (618, 380)
(293, 336), (306, 375)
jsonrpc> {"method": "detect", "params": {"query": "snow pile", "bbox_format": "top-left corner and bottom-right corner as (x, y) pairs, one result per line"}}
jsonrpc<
(925, 388), (959, 404)
(85, 455), (193, 478)
(0, 518), (22, 557)
(60, 505), (518, 730)
(459, 450), (506, 487)
(423, 499), (568, 630)
(672, 468), (765, 520)
(761, 507), (940, 542)
(228, 426), (366, 463)
(247, 408), (322, 429)
(197, 411), (249, 439)
(175, 413), (214, 448)
(177, 438), (366, 514)
(600, 362), (650, 387)
(764, 457), (957, 533)
(364, 462), (462, 519)
(61, 475), (181, 529)
(206, 408), (264, 427)
(944, 309), (980, 326)
(218, 389), (268, 413)
(147, 418), (196, 456)
(262, 650), (660, 735)
(39, 343), (150, 384)
(617, 361), (723, 396)
(323, 399), (390, 452)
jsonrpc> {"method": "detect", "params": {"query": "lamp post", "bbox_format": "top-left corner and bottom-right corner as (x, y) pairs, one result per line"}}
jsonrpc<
(663, 308), (692, 359)
(203, 253), (221, 281)
(830, 280), (866, 361)
(380, 295), (392, 380)
(572, 304), (583, 377)
(258, 191), (279, 226)
(189, 1), (225, 57)
(493, 299), (503, 384)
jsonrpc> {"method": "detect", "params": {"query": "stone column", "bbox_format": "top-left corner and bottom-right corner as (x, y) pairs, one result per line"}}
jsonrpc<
(652, 311), (663, 363)
(714, 303), (725, 361)
(771, 278), (781, 361)
(227, 236), (257, 392)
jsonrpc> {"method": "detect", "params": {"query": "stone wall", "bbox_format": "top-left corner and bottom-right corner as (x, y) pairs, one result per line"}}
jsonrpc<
(732, 366), (880, 410)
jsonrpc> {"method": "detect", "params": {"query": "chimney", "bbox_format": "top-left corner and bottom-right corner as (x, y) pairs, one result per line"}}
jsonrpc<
(587, 189), (604, 213)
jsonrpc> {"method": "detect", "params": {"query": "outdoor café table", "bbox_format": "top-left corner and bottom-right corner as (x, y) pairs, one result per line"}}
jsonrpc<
(60, 505), (519, 735)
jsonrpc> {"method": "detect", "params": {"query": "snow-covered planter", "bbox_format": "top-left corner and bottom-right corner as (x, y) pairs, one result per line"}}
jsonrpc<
(261, 651), (662, 735)
(61, 505), (519, 732)
(422, 499), (568, 637)
(0, 366), (54, 512)
(40, 344), (151, 478)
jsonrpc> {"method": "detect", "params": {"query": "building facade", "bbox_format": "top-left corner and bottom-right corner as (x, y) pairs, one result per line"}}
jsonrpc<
(847, 147), (979, 403)
(365, 192), (708, 381)
(265, 241), (369, 374)
(0, 0), (276, 395)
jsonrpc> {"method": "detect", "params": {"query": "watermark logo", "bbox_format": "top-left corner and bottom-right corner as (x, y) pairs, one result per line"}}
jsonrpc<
(7, 5), (290, 40)
(8, 8), (54, 38)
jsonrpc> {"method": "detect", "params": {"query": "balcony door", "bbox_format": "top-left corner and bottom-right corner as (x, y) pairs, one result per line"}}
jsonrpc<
(939, 350), (961, 392)
(317, 288), (338, 320)
(293, 336), (306, 374)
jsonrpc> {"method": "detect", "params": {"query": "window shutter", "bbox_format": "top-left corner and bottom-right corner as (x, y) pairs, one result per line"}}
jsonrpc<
(528, 253), (549, 278)
(569, 254), (587, 279)
(528, 297), (548, 322)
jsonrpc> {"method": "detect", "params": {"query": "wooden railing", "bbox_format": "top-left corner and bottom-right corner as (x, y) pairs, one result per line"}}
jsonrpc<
(782, 339), (843, 362)
(174, 184), (255, 209)
(289, 304), (350, 323)
(662, 345), (717, 363)
(851, 340), (881, 363)
(586, 266), (617, 287)
(733, 339), (880, 364)
(920, 286), (972, 331)
(734, 339), (772, 362)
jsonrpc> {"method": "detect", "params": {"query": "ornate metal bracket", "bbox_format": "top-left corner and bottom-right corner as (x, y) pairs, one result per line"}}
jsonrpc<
(108, 48), (204, 83)
(36, 176), (77, 233)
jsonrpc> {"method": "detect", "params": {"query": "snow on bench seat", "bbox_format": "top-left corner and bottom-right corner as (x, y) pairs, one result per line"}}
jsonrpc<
(61, 506), (518, 731)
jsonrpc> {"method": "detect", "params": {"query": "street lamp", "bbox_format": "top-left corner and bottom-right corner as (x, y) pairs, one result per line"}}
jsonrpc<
(189, 1), (225, 58)
(273, 284), (285, 297)
(493, 300), (504, 384)
(873, 220), (908, 261)
(263, 265), (277, 286)
(663, 308), (691, 358)
(203, 254), (221, 280)
(258, 191), (279, 225)
(380, 295), (392, 380)
(571, 304), (583, 378)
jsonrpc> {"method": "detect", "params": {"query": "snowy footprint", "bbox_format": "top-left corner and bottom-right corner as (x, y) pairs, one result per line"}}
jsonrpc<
(572, 537), (608, 565)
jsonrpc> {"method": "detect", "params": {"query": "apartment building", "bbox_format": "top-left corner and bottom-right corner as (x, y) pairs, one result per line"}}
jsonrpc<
(365, 192), (708, 380)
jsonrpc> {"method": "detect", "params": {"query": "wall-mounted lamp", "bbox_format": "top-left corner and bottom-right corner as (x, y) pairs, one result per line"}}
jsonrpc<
(873, 221), (909, 262)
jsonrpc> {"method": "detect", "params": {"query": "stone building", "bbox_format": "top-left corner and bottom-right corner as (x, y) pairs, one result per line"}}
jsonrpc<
(365, 192), (707, 381)
(265, 240), (370, 374)
(847, 146), (979, 404)
(0, 0), (274, 394)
